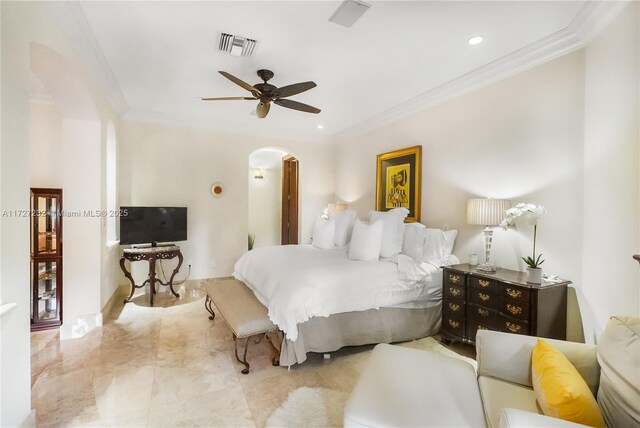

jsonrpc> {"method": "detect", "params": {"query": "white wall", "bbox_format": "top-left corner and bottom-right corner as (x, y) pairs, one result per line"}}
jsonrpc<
(582, 2), (639, 343)
(248, 149), (286, 248)
(29, 103), (64, 187)
(1, 3), (33, 425)
(2, 2), (119, 424)
(118, 120), (335, 280)
(334, 6), (640, 342)
(336, 51), (586, 282)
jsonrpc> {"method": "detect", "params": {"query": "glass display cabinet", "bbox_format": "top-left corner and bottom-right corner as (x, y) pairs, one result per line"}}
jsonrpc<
(30, 188), (63, 331)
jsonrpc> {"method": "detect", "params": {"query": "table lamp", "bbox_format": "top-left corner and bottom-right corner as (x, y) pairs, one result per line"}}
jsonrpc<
(467, 198), (511, 272)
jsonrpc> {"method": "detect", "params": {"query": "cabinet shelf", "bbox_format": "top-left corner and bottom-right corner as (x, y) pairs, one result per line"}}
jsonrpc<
(30, 188), (63, 331)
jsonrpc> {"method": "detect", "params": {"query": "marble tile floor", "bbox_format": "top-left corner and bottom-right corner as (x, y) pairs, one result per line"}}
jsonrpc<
(31, 278), (476, 427)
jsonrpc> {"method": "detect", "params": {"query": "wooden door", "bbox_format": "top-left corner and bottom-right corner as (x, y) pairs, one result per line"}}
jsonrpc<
(281, 155), (299, 245)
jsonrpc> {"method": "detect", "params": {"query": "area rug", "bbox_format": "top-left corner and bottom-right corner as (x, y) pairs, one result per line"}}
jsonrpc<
(265, 387), (349, 428)
(265, 337), (476, 427)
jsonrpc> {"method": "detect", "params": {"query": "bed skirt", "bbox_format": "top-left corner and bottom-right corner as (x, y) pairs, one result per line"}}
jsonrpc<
(277, 304), (442, 366)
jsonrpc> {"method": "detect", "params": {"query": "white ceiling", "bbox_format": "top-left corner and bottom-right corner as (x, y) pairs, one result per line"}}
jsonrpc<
(49, 1), (617, 142)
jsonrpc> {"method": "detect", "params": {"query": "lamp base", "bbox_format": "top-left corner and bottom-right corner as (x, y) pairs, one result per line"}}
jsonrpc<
(476, 263), (499, 273)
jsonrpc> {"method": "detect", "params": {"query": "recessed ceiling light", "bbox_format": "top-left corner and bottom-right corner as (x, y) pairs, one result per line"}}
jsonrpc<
(468, 36), (483, 45)
(317, 125), (324, 129)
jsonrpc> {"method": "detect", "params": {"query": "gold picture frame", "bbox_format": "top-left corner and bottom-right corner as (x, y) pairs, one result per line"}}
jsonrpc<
(375, 146), (422, 222)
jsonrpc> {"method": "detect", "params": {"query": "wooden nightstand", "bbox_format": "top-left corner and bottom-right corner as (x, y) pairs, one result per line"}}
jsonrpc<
(441, 264), (569, 345)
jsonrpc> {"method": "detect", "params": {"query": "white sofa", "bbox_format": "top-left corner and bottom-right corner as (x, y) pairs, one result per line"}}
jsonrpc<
(344, 316), (639, 427)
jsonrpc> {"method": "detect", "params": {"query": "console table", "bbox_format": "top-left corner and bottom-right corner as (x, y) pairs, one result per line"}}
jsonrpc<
(120, 245), (183, 306)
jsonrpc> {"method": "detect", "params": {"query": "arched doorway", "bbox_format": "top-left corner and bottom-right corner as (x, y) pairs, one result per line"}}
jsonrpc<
(248, 148), (299, 248)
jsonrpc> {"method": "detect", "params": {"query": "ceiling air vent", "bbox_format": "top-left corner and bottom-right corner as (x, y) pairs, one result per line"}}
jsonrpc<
(218, 33), (257, 57)
(329, 0), (371, 28)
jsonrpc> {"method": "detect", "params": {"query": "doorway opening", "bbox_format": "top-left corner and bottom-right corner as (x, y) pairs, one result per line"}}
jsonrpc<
(248, 148), (300, 249)
(281, 155), (299, 245)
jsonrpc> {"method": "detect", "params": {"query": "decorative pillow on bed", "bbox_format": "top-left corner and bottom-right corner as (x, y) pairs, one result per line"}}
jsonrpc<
(348, 219), (384, 262)
(330, 209), (357, 247)
(312, 217), (336, 250)
(402, 222), (426, 262)
(422, 228), (458, 262)
(369, 208), (409, 258)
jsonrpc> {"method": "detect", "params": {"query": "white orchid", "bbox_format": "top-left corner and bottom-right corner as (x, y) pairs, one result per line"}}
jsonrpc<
(501, 202), (546, 268)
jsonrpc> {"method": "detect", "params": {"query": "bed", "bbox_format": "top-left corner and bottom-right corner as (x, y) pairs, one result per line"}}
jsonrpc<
(233, 243), (458, 366)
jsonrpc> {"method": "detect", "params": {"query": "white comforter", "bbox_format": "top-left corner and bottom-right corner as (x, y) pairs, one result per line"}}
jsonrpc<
(233, 245), (452, 341)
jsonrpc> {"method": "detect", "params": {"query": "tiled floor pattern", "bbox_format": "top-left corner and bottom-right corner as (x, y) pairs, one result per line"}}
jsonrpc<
(31, 279), (475, 427)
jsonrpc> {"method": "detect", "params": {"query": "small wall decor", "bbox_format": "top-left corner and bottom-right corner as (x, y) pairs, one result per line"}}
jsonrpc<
(376, 146), (422, 222)
(211, 182), (225, 198)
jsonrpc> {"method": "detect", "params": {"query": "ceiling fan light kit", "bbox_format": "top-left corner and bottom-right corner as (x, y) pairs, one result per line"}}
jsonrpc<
(201, 69), (320, 119)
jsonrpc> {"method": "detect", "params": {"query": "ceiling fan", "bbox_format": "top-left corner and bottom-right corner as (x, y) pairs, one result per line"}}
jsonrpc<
(201, 69), (320, 118)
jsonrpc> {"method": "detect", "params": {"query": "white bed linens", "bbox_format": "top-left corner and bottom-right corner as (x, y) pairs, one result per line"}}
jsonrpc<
(233, 245), (456, 341)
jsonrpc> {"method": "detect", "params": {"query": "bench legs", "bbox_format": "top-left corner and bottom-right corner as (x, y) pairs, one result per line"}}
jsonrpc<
(265, 332), (281, 367)
(204, 295), (215, 320)
(233, 334), (251, 374)
(232, 333), (281, 374)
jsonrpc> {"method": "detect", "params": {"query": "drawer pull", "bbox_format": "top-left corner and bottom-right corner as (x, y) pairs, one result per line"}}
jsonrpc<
(506, 304), (523, 315)
(478, 292), (490, 302)
(477, 308), (489, 317)
(506, 288), (522, 299)
(448, 319), (460, 329)
(449, 274), (460, 284)
(449, 287), (461, 297)
(506, 322), (521, 333)
(479, 279), (490, 288)
(448, 303), (461, 312)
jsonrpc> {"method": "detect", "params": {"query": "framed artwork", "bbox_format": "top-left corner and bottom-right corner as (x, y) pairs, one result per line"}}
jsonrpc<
(375, 145), (422, 222)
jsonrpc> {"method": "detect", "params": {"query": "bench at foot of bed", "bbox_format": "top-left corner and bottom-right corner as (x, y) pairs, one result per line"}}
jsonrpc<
(203, 279), (280, 374)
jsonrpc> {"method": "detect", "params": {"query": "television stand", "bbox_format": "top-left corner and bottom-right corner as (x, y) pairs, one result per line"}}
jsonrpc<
(120, 245), (183, 307)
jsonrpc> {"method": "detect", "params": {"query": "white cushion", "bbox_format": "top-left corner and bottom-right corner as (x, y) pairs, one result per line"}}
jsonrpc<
(498, 408), (590, 428)
(344, 344), (485, 427)
(330, 209), (357, 247)
(401, 222), (426, 262)
(369, 208), (409, 258)
(478, 376), (540, 428)
(348, 219), (383, 262)
(312, 217), (335, 250)
(596, 316), (640, 428)
(422, 228), (458, 262)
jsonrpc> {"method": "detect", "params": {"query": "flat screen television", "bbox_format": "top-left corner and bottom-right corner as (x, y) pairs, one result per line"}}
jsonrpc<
(119, 206), (187, 246)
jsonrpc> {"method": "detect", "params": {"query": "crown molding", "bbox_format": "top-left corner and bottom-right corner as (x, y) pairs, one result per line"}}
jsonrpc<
(570, 0), (631, 45)
(122, 110), (331, 145)
(46, 2), (128, 115)
(47, 1), (628, 144)
(331, 0), (627, 143)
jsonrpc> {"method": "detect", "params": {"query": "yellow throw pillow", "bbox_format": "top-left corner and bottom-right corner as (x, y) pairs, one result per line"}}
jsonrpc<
(531, 339), (605, 428)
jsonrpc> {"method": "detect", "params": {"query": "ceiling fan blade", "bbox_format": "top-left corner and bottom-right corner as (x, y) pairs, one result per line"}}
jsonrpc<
(219, 71), (262, 95)
(274, 99), (321, 114)
(200, 97), (255, 101)
(274, 81), (317, 99)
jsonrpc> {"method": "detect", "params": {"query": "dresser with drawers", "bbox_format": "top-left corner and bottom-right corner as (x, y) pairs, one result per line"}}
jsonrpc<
(441, 264), (569, 345)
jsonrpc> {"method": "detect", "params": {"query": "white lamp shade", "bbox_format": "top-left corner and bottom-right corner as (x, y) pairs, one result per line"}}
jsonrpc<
(467, 199), (511, 226)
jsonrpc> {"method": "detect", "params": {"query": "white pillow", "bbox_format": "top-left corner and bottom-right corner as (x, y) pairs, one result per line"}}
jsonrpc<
(348, 219), (384, 262)
(422, 229), (458, 262)
(402, 222), (426, 262)
(370, 208), (409, 258)
(312, 217), (336, 250)
(330, 209), (357, 247)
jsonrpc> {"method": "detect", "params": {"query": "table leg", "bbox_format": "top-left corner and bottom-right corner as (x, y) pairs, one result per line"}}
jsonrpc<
(120, 257), (136, 303)
(167, 251), (183, 298)
(149, 258), (156, 307)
